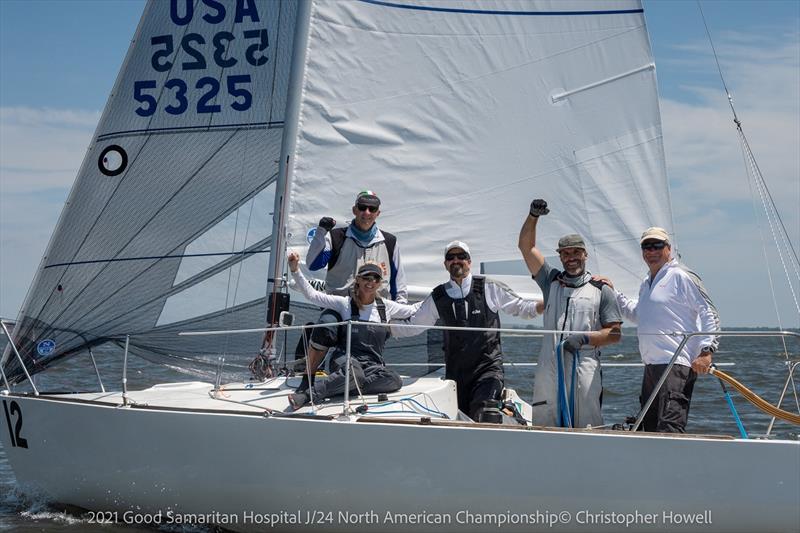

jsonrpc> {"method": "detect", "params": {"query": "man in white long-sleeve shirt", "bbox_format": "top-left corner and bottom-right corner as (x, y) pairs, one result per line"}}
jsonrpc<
(393, 241), (542, 421)
(598, 227), (720, 433)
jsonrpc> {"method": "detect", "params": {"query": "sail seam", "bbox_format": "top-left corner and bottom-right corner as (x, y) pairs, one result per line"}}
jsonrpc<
(44, 250), (269, 269)
(96, 121), (284, 141)
(357, 0), (643, 16)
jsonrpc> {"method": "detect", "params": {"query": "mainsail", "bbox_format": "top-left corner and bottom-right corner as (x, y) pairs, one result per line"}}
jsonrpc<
(4, 0), (675, 384)
(285, 0), (674, 298)
(3, 0), (299, 383)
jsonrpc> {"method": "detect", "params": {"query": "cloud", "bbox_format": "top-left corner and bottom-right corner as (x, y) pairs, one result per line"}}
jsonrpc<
(0, 106), (97, 317)
(660, 29), (800, 327)
(0, 107), (101, 128)
(1, 107), (98, 195)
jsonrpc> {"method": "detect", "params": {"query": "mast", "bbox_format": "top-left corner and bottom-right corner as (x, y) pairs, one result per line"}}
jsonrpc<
(266, 0), (313, 308)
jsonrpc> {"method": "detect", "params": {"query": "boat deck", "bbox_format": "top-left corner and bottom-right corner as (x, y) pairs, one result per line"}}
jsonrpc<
(24, 377), (737, 439)
(33, 374), (461, 420)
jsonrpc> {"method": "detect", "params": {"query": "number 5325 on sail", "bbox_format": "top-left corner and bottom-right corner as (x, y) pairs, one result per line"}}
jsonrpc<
(134, 75), (252, 117)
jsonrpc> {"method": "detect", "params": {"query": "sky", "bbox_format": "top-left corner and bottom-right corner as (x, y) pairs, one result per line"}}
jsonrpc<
(0, 0), (798, 328)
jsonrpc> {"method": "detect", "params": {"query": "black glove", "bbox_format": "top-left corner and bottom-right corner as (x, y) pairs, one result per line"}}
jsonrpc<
(318, 217), (336, 231)
(529, 199), (549, 217)
(562, 333), (588, 355)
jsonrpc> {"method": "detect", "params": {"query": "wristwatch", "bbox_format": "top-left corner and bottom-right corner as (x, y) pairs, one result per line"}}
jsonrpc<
(700, 346), (715, 355)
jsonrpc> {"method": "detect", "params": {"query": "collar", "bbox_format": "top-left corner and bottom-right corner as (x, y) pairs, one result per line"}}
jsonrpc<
(347, 221), (380, 245)
(556, 270), (591, 288)
(649, 258), (676, 283)
(447, 272), (473, 296)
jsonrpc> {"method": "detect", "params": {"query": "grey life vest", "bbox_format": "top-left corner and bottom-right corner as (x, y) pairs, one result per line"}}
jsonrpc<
(432, 276), (503, 385)
(325, 227), (397, 300)
(532, 275), (605, 428)
(542, 277), (603, 357)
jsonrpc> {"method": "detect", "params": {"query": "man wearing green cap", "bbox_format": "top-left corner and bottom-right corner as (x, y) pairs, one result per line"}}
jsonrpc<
(298, 190), (407, 395)
(518, 199), (622, 428)
(306, 190), (406, 303)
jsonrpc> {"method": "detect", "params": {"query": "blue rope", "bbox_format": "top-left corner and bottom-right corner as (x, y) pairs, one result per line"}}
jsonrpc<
(570, 349), (579, 427)
(713, 365), (748, 439)
(401, 397), (449, 418)
(556, 342), (572, 427)
(723, 391), (748, 439)
(366, 396), (449, 418)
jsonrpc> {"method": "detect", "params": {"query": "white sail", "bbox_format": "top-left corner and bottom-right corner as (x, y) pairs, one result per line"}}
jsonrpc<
(286, 0), (673, 298)
(2, 0), (300, 382)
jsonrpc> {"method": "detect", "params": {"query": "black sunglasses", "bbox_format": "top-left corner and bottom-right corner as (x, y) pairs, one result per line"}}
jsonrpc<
(356, 204), (379, 213)
(641, 241), (668, 251)
(445, 252), (470, 261)
(358, 273), (382, 283)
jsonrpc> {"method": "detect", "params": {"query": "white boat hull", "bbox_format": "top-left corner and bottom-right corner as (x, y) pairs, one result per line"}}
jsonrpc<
(2, 387), (798, 533)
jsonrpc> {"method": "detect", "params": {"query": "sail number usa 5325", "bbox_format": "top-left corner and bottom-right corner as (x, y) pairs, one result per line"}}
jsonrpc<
(134, 0), (268, 117)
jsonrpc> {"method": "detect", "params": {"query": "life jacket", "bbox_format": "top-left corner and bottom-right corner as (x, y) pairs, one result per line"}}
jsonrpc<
(324, 227), (398, 300)
(329, 227), (397, 270)
(349, 296), (387, 323)
(532, 273), (605, 428)
(334, 296), (389, 366)
(431, 276), (502, 385)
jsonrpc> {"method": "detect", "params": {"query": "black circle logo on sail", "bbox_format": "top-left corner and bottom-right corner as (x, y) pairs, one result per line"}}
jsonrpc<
(98, 145), (128, 176)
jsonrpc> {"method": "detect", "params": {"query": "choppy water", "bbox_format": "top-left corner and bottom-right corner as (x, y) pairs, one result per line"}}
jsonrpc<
(1, 330), (798, 531)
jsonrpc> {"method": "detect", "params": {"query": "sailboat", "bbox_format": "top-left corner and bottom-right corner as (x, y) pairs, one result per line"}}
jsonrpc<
(1, 1), (798, 532)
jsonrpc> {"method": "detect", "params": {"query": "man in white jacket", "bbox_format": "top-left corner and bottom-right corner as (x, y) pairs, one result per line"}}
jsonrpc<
(597, 227), (720, 433)
(393, 241), (542, 421)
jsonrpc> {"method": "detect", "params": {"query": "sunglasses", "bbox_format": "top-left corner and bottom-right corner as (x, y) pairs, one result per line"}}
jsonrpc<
(445, 252), (470, 261)
(641, 241), (668, 251)
(356, 204), (379, 213)
(358, 274), (382, 283)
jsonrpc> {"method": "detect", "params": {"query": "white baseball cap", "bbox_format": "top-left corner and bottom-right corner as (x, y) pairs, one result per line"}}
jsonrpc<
(640, 227), (670, 244)
(444, 240), (471, 256)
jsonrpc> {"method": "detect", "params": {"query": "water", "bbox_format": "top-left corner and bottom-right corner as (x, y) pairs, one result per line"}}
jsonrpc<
(1, 331), (798, 531)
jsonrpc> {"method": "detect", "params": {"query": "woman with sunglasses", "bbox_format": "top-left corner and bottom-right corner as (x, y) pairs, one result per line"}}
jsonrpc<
(286, 251), (418, 410)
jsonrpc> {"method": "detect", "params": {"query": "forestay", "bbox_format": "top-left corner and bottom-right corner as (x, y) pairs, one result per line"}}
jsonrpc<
(2, 0), (299, 383)
(285, 0), (674, 299)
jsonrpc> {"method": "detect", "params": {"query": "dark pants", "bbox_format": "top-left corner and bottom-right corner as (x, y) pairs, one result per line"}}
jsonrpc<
(309, 309), (342, 351)
(639, 364), (697, 433)
(464, 376), (504, 421)
(311, 356), (402, 402)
